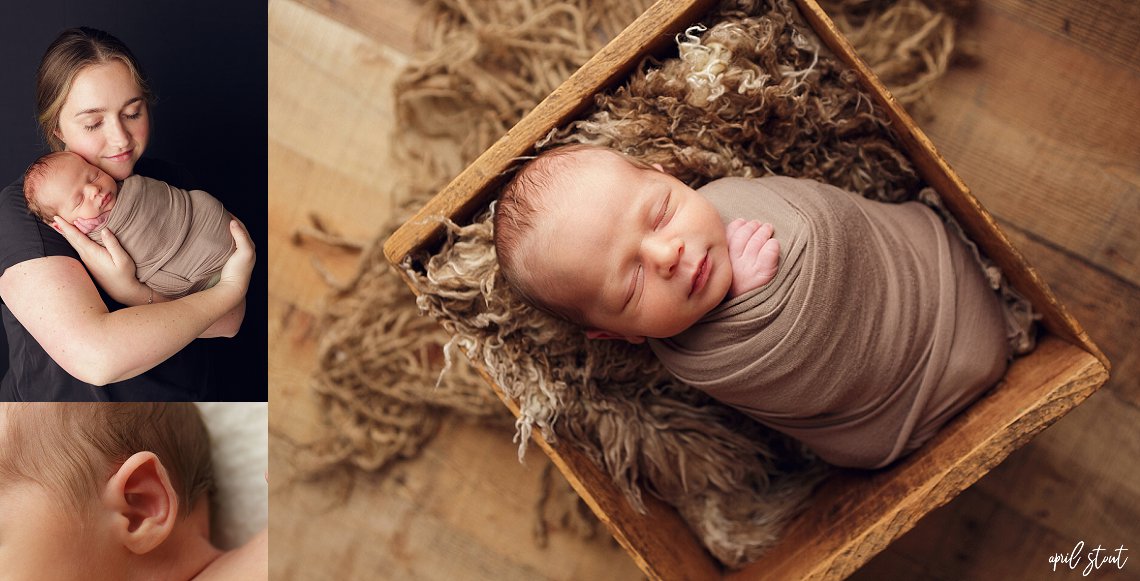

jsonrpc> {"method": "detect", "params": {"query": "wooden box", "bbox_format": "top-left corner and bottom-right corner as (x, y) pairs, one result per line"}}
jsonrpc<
(383, 0), (1111, 578)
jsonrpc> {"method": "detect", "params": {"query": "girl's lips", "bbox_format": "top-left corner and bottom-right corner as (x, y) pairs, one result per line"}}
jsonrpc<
(690, 253), (710, 297)
(105, 149), (133, 162)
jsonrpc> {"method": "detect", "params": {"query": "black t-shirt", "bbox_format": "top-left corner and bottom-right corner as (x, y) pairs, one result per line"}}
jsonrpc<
(0, 158), (214, 401)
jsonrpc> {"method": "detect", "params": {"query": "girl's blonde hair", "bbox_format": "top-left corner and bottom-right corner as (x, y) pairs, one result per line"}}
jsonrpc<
(35, 27), (154, 152)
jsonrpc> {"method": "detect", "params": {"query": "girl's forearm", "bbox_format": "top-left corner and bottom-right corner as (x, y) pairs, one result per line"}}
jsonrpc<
(71, 282), (246, 384)
(199, 298), (245, 338)
(149, 287), (245, 338)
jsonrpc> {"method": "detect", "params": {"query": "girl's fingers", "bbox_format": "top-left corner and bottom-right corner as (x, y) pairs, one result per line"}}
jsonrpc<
(100, 227), (130, 263)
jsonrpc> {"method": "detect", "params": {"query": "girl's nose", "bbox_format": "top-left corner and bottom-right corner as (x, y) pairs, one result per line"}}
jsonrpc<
(645, 236), (683, 277)
(105, 118), (130, 148)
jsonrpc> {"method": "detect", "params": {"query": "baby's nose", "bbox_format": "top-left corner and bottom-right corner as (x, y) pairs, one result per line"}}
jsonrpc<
(647, 237), (683, 276)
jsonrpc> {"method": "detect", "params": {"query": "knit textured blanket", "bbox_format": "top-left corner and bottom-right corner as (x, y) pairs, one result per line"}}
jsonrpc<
(88, 175), (234, 298)
(650, 176), (1010, 468)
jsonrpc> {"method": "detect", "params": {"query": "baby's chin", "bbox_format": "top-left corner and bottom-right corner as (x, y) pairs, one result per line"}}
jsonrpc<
(72, 210), (112, 234)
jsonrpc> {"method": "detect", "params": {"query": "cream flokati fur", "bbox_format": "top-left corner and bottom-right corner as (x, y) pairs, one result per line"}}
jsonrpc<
(306, 0), (1017, 568)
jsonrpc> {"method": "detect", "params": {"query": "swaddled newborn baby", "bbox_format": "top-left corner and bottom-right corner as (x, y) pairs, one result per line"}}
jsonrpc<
(23, 151), (235, 299)
(493, 144), (1010, 469)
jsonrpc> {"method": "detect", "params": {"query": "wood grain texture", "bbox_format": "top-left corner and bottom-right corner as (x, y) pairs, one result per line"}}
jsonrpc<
(927, 2), (1140, 288)
(987, 0), (1140, 71)
(269, 0), (1138, 578)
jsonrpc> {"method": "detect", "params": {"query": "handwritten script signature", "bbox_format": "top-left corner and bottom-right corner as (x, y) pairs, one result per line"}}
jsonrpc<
(1049, 542), (1128, 576)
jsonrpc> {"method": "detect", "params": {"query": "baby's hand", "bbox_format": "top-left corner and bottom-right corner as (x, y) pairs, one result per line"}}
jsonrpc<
(726, 219), (780, 298)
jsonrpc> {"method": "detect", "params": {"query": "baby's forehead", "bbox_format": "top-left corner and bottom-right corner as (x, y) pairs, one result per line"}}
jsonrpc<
(49, 152), (90, 173)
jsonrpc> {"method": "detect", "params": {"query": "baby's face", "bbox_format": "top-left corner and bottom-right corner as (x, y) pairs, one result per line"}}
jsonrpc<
(526, 150), (733, 339)
(37, 152), (119, 234)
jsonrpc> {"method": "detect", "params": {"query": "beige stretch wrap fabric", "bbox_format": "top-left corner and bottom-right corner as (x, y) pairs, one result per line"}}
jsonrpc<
(88, 175), (234, 298)
(649, 176), (1010, 469)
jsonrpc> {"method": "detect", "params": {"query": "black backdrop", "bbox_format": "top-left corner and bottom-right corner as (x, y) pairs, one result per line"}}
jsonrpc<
(0, 2), (267, 400)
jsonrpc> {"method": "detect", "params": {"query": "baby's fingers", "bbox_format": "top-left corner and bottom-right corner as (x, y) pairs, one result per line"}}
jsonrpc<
(755, 237), (780, 276)
(727, 219), (762, 256)
(741, 222), (774, 259)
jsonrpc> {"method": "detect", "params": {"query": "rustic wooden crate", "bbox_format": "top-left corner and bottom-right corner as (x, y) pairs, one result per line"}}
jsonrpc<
(382, 0), (1111, 578)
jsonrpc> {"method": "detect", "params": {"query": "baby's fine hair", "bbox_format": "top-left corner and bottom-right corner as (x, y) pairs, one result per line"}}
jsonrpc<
(0, 403), (215, 517)
(22, 151), (76, 223)
(493, 143), (654, 324)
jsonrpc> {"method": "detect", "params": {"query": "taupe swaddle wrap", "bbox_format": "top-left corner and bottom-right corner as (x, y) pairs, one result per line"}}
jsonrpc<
(88, 175), (234, 298)
(648, 177), (1009, 469)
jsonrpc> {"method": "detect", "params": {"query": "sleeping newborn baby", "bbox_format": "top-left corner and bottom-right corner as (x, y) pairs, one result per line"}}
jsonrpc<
(493, 144), (1010, 469)
(0, 402), (266, 580)
(23, 151), (235, 299)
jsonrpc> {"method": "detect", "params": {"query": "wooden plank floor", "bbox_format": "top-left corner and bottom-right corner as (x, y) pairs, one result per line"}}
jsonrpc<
(268, 0), (1140, 579)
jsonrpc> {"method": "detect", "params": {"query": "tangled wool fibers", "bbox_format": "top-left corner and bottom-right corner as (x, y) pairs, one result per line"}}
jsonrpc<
(303, 0), (991, 568)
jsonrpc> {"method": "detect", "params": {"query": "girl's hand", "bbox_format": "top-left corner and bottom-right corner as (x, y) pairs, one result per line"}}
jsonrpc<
(53, 216), (150, 305)
(725, 218), (781, 298)
(216, 217), (256, 297)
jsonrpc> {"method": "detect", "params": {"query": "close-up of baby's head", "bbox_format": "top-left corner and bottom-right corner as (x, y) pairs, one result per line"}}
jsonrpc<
(23, 150), (120, 234)
(0, 403), (216, 581)
(493, 144), (734, 342)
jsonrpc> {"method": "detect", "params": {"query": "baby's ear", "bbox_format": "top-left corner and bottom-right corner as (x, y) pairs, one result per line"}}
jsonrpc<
(102, 451), (179, 555)
(585, 329), (646, 344)
(651, 163), (665, 173)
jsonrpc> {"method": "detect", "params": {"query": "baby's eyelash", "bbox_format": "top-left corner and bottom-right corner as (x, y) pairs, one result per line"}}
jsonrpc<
(624, 265), (644, 309)
(654, 193), (672, 229)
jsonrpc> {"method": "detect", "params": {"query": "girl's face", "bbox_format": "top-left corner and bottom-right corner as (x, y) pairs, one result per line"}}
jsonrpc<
(54, 60), (149, 181)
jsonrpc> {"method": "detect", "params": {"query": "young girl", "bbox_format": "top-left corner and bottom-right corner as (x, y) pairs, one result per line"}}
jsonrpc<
(0, 27), (254, 399)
